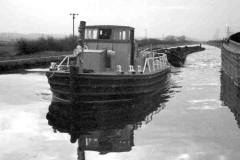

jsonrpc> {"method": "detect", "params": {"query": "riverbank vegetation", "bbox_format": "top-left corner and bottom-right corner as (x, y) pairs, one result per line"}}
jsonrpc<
(15, 36), (78, 55)
(0, 36), (77, 61)
(0, 34), (199, 61)
(0, 41), (16, 57)
(137, 35), (197, 48)
(206, 40), (222, 48)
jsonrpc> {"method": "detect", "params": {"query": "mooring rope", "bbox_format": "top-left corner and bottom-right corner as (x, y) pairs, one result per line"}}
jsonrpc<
(48, 72), (55, 78)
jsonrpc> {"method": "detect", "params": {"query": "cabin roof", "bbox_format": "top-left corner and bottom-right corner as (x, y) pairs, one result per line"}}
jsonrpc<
(86, 25), (134, 30)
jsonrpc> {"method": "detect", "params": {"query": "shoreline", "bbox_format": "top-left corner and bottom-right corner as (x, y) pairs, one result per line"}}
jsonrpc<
(0, 43), (205, 72)
(0, 51), (72, 72)
(0, 51), (71, 61)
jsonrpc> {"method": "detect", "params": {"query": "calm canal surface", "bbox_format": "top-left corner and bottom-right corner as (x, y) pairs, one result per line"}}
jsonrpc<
(1, 45), (240, 160)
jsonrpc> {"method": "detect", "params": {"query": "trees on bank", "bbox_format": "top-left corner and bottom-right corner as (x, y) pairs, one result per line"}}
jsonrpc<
(14, 36), (78, 55)
(137, 35), (190, 47)
(14, 35), (190, 55)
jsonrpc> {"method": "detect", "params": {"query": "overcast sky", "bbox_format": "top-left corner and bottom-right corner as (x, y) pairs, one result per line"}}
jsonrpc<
(0, 0), (239, 40)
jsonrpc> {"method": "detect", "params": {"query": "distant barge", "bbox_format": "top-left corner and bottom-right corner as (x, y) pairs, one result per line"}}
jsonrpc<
(142, 45), (205, 67)
(164, 45), (205, 67)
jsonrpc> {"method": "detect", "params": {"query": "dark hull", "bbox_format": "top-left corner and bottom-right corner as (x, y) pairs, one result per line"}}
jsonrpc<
(154, 46), (205, 67)
(221, 42), (240, 86)
(166, 52), (187, 67)
(46, 67), (171, 104)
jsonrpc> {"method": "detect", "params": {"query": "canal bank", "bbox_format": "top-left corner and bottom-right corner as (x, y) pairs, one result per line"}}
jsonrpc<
(0, 55), (67, 71)
(0, 51), (72, 72)
(0, 44), (204, 72)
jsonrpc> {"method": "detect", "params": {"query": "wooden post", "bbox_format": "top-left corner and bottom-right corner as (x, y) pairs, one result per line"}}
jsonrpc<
(130, 29), (135, 66)
(150, 44), (153, 57)
(77, 21), (86, 73)
(77, 138), (86, 159)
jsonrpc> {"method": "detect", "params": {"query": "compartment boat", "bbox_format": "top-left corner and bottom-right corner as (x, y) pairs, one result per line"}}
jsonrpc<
(46, 21), (171, 104)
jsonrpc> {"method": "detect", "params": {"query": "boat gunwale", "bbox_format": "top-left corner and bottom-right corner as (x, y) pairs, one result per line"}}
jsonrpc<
(223, 41), (240, 55)
(46, 67), (170, 79)
(230, 40), (240, 46)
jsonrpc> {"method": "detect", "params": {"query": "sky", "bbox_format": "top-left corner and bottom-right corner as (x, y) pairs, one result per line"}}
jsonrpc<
(0, 0), (239, 40)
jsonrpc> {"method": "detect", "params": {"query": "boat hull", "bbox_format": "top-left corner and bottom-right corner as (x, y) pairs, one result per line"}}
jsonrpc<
(157, 46), (205, 67)
(222, 40), (240, 86)
(46, 67), (171, 104)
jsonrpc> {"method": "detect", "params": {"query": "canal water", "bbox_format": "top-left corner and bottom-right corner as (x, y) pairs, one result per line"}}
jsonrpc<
(1, 45), (240, 160)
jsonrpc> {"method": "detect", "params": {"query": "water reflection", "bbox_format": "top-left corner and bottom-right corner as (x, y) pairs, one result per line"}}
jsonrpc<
(46, 90), (170, 159)
(220, 70), (240, 127)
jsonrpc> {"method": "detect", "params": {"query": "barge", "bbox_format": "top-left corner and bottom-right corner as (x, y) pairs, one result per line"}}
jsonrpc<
(46, 21), (171, 104)
(142, 45), (205, 67)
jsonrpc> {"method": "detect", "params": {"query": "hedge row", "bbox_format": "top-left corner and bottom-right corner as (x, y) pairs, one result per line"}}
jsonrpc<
(15, 36), (78, 55)
(14, 36), (194, 55)
(136, 38), (192, 47)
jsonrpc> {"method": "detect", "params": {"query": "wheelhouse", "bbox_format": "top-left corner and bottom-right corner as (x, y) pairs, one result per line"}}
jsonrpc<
(84, 25), (135, 72)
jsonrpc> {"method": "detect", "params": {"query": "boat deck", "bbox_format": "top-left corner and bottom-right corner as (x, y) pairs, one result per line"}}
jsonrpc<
(50, 66), (170, 76)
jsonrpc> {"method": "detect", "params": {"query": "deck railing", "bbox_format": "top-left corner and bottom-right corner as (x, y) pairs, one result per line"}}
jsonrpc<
(53, 55), (76, 70)
(142, 53), (168, 73)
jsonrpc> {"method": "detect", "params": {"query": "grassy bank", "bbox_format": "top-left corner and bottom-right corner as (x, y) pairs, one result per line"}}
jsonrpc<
(0, 36), (76, 61)
(137, 38), (198, 47)
(206, 40), (222, 48)
(15, 36), (77, 55)
(0, 51), (71, 61)
(0, 37), (199, 62)
(136, 38), (200, 51)
(0, 41), (16, 57)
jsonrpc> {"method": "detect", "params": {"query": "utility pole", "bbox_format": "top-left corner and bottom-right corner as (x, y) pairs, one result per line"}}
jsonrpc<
(70, 13), (78, 39)
(145, 29), (147, 39)
(225, 26), (234, 38)
(213, 28), (219, 40)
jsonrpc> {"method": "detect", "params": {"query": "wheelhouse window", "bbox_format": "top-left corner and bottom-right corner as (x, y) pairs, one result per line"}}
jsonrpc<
(85, 29), (98, 39)
(99, 29), (112, 39)
(114, 29), (129, 40)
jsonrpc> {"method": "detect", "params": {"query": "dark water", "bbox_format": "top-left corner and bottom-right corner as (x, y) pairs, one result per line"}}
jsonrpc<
(1, 45), (240, 160)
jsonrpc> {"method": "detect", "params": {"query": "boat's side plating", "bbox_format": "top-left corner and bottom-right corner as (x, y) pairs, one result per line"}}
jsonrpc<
(46, 67), (170, 103)
(222, 40), (240, 86)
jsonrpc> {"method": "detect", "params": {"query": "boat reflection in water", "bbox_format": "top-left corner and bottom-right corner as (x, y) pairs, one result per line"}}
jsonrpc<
(220, 70), (240, 127)
(46, 89), (170, 159)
